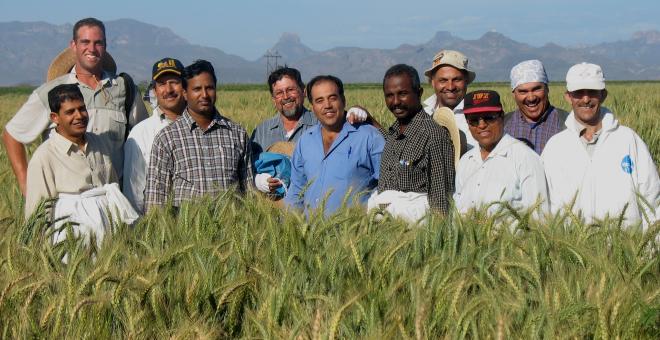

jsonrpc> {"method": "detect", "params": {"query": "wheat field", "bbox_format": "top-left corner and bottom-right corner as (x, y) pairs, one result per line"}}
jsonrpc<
(0, 83), (658, 338)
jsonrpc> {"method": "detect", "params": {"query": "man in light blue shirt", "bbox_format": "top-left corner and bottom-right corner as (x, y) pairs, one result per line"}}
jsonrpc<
(285, 75), (385, 215)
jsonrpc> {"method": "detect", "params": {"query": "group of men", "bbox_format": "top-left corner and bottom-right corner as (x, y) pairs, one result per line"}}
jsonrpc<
(3, 18), (658, 248)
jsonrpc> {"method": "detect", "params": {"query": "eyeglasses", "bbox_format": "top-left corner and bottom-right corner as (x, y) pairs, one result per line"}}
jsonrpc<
(273, 87), (300, 99)
(466, 113), (502, 126)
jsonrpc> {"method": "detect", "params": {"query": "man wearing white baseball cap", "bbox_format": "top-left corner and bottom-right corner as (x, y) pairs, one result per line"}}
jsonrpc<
(541, 62), (659, 228)
(504, 60), (568, 154)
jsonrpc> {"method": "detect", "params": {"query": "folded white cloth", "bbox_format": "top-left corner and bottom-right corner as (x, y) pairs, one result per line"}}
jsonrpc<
(255, 173), (272, 193)
(53, 183), (138, 248)
(347, 107), (368, 123)
(367, 190), (430, 223)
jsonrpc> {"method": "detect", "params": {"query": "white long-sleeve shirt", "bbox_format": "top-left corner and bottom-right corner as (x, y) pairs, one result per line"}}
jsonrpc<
(541, 109), (659, 228)
(454, 134), (549, 214)
(122, 108), (173, 214)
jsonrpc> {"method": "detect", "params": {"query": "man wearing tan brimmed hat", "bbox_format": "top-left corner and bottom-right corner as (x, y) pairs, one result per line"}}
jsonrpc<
(424, 49), (477, 154)
(2, 17), (148, 196)
(542, 62), (659, 228)
(123, 58), (186, 214)
(454, 90), (548, 215)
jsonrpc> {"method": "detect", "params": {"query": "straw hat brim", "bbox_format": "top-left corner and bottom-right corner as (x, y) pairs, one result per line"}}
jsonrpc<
(432, 107), (464, 169)
(266, 141), (296, 157)
(47, 48), (116, 82)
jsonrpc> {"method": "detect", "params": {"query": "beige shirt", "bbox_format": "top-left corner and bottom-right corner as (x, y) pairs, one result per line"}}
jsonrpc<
(5, 69), (148, 179)
(25, 132), (117, 218)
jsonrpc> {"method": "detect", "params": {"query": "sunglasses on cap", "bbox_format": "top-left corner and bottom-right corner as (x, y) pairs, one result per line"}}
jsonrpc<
(466, 113), (502, 126)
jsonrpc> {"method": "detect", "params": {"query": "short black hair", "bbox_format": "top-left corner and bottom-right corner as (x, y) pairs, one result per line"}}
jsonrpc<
(383, 64), (422, 94)
(268, 66), (304, 95)
(73, 17), (106, 41)
(306, 75), (345, 103)
(182, 60), (217, 89)
(48, 84), (84, 113)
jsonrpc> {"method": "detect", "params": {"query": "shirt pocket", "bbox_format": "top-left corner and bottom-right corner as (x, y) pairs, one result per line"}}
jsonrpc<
(93, 108), (126, 142)
(398, 148), (428, 189)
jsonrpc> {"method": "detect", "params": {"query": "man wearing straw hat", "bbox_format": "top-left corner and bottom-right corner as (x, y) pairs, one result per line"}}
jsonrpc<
(369, 64), (455, 220)
(504, 59), (568, 154)
(2, 17), (148, 196)
(423, 49), (476, 154)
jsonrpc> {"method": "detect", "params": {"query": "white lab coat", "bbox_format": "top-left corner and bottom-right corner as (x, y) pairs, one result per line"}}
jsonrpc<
(541, 109), (659, 228)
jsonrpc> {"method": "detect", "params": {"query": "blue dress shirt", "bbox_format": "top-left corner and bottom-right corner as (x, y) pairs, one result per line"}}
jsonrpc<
(285, 121), (385, 215)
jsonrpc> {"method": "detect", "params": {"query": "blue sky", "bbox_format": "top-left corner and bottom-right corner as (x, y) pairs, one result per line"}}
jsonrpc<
(2, 0), (658, 60)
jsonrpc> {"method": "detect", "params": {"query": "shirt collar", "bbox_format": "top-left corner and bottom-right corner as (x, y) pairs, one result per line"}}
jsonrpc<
(423, 94), (464, 114)
(182, 108), (229, 131)
(268, 108), (315, 131)
(387, 109), (427, 136)
(467, 134), (516, 161)
(69, 67), (113, 87)
(515, 104), (554, 128)
(50, 131), (85, 155)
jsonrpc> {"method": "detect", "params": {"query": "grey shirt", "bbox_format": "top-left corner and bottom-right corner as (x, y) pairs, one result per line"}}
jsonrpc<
(250, 109), (318, 160)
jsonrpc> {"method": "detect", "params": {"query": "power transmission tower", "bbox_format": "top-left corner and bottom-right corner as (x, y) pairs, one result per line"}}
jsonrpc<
(264, 50), (282, 77)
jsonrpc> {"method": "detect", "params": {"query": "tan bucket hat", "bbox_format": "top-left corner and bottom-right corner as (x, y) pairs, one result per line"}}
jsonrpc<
(424, 50), (476, 84)
(266, 141), (296, 157)
(46, 47), (116, 82)
(432, 106), (464, 169)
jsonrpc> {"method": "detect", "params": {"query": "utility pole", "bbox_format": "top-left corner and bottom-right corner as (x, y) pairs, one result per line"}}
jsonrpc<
(264, 50), (282, 77)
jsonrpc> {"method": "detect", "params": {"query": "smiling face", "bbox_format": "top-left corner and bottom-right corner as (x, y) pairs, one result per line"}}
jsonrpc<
(513, 82), (549, 122)
(154, 73), (185, 115)
(271, 75), (305, 118)
(310, 80), (345, 132)
(384, 73), (422, 122)
(184, 72), (217, 117)
(466, 111), (504, 152)
(565, 89), (607, 126)
(70, 25), (106, 74)
(50, 99), (89, 140)
(430, 65), (468, 110)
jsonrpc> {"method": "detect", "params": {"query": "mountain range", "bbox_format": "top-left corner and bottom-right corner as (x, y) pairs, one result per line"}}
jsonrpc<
(2, 19), (660, 86)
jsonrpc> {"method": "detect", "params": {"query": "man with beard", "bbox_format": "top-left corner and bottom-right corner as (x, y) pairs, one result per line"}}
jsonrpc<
(285, 75), (384, 216)
(423, 50), (476, 153)
(542, 63), (659, 227)
(371, 64), (455, 219)
(453, 90), (548, 215)
(504, 60), (568, 154)
(3, 17), (148, 196)
(123, 58), (186, 214)
(145, 60), (253, 212)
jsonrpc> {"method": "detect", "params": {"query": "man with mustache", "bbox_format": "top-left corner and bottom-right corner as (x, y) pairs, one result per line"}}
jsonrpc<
(453, 90), (548, 215)
(3, 17), (148, 196)
(145, 60), (253, 212)
(123, 58), (186, 214)
(369, 64), (455, 220)
(285, 75), (384, 215)
(504, 60), (568, 154)
(542, 63), (659, 227)
(423, 49), (476, 154)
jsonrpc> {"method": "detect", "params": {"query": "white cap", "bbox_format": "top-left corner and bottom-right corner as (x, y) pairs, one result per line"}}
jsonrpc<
(566, 62), (605, 92)
(510, 60), (548, 90)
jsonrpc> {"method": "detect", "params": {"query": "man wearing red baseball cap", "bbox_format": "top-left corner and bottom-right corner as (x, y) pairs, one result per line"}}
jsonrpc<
(454, 90), (548, 215)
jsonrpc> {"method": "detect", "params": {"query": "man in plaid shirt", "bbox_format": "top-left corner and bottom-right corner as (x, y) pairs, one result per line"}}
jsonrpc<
(144, 60), (253, 211)
(375, 64), (455, 215)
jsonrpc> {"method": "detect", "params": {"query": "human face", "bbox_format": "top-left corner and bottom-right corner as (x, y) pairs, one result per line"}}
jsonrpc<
(310, 80), (345, 132)
(564, 89), (607, 126)
(513, 82), (549, 122)
(384, 74), (422, 122)
(70, 25), (106, 74)
(466, 112), (504, 152)
(430, 65), (468, 110)
(271, 76), (304, 118)
(184, 72), (217, 117)
(154, 73), (185, 115)
(50, 99), (89, 140)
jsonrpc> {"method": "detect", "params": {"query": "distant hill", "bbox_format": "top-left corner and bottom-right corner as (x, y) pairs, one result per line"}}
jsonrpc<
(1, 19), (660, 85)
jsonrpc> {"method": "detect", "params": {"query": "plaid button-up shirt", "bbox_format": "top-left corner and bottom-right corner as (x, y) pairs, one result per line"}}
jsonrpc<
(503, 104), (568, 154)
(145, 109), (253, 211)
(377, 111), (455, 214)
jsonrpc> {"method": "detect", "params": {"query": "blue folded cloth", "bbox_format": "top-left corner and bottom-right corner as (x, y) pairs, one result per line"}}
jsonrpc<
(255, 152), (292, 198)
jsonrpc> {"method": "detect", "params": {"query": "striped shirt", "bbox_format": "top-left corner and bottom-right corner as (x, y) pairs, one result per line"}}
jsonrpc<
(144, 109), (253, 211)
(503, 105), (568, 154)
(377, 111), (455, 214)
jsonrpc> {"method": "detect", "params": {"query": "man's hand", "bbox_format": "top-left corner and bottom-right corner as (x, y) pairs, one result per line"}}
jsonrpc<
(346, 106), (368, 124)
(255, 173), (283, 193)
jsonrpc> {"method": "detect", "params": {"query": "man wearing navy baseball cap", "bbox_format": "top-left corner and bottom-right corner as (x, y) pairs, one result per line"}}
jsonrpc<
(454, 90), (548, 215)
(123, 57), (186, 214)
(542, 63), (659, 228)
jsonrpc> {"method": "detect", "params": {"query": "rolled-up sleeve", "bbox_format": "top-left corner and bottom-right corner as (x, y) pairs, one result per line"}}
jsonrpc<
(5, 90), (51, 144)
